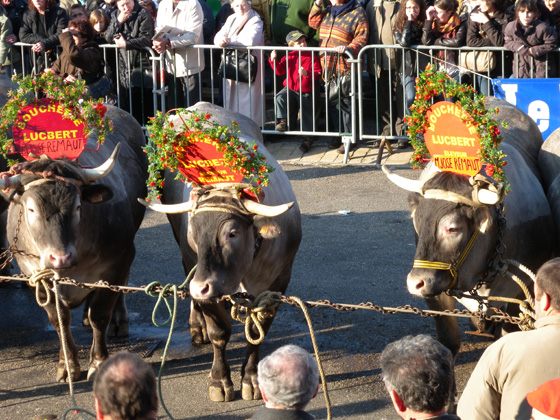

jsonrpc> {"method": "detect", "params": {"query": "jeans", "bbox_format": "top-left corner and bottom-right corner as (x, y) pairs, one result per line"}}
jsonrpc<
(275, 86), (317, 132)
(402, 74), (416, 117)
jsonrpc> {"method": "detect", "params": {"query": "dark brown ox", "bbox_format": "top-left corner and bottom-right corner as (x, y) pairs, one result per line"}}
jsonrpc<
(384, 98), (554, 361)
(3, 106), (148, 382)
(141, 103), (302, 402)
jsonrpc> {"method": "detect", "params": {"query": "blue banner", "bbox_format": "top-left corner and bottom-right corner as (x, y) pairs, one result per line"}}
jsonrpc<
(492, 78), (560, 141)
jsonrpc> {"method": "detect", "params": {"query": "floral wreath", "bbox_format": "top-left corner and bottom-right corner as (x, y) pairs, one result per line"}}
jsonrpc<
(144, 109), (275, 202)
(0, 72), (113, 164)
(404, 65), (510, 194)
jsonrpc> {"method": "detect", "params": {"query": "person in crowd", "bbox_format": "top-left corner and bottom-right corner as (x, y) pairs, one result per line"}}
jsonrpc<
(269, 30), (322, 153)
(214, 0), (265, 127)
(542, 0), (560, 33)
(99, 0), (118, 16)
(60, 0), (97, 15)
(393, 0), (427, 147)
(153, 0), (204, 109)
(1, 0), (26, 42)
(20, 0), (69, 71)
(69, 3), (87, 20)
(270, 0), (319, 47)
(90, 8), (110, 38)
(526, 378), (560, 420)
(309, 0), (368, 154)
(422, 0), (467, 81)
(138, 0), (156, 22)
(0, 0), (16, 74)
(250, 0), (270, 43)
(466, 0), (512, 95)
(367, 0), (405, 148)
(381, 334), (459, 420)
(457, 257), (560, 420)
(249, 344), (319, 420)
(104, 0), (154, 124)
(47, 18), (113, 100)
(93, 351), (158, 420)
(504, 0), (558, 78)
(198, 0), (216, 45)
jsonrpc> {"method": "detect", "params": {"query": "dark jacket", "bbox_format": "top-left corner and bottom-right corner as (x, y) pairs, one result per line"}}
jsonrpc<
(51, 31), (103, 84)
(19, 5), (68, 51)
(504, 19), (558, 78)
(4, 0), (27, 40)
(394, 20), (429, 76)
(466, 9), (512, 47)
(104, 3), (154, 86)
(248, 407), (316, 420)
(422, 14), (467, 69)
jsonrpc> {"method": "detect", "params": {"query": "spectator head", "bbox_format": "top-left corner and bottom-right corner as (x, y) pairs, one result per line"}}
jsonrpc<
(535, 258), (560, 319)
(433, 0), (458, 23)
(138, 0), (157, 20)
(480, 0), (507, 13)
(231, 0), (252, 16)
(286, 30), (307, 47)
(393, 0), (426, 33)
(545, 0), (560, 12)
(257, 344), (320, 410)
(29, 0), (56, 12)
(515, 0), (539, 23)
(68, 18), (96, 44)
(381, 334), (454, 418)
(527, 378), (560, 419)
(70, 4), (88, 20)
(117, 0), (135, 15)
(90, 9), (110, 34)
(93, 351), (158, 420)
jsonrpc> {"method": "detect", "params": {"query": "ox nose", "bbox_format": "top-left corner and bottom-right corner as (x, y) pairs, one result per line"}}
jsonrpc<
(48, 252), (74, 269)
(407, 272), (442, 297)
(190, 281), (217, 301)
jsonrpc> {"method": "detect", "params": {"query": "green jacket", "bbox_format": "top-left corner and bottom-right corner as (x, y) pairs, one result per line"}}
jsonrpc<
(270, 0), (320, 46)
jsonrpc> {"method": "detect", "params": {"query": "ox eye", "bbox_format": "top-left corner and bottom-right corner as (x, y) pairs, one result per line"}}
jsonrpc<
(446, 226), (461, 234)
(228, 230), (239, 239)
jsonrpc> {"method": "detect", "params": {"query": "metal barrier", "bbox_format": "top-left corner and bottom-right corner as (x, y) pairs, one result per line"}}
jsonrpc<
(4, 42), (560, 163)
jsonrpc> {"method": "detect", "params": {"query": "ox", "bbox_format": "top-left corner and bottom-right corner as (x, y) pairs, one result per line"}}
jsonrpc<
(383, 98), (554, 361)
(141, 103), (302, 402)
(1, 105), (148, 382)
(539, 128), (560, 254)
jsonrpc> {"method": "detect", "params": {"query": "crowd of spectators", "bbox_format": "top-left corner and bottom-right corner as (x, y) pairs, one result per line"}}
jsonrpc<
(0, 0), (559, 145)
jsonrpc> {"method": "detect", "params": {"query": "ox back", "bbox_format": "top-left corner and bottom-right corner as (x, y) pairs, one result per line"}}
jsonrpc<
(159, 102), (302, 402)
(3, 105), (148, 382)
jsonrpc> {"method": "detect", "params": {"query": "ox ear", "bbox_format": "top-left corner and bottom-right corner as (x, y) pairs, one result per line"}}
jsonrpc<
(474, 206), (493, 234)
(81, 184), (114, 204)
(254, 216), (282, 239)
(408, 192), (422, 217)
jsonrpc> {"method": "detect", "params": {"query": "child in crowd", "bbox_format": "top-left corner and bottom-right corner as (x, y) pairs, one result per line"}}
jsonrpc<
(504, 0), (558, 78)
(269, 30), (321, 153)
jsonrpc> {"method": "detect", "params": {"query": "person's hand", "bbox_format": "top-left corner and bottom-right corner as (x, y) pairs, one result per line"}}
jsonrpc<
(219, 37), (229, 47)
(299, 67), (308, 77)
(270, 50), (277, 61)
(426, 6), (437, 20)
(114, 33), (126, 48)
(5, 34), (16, 43)
(117, 9), (131, 23)
(406, 7), (419, 21)
(31, 41), (45, 52)
(152, 37), (169, 54)
(64, 74), (77, 83)
(334, 45), (346, 54)
(44, 67), (53, 73)
(470, 10), (489, 24)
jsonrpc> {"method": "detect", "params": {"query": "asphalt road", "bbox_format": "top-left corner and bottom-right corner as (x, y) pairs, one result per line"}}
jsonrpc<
(0, 163), (492, 420)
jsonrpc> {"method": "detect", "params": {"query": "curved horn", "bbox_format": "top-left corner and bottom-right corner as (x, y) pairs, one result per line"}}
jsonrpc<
(0, 174), (22, 190)
(83, 142), (122, 183)
(477, 189), (501, 206)
(382, 165), (422, 193)
(137, 198), (194, 214)
(242, 199), (294, 217)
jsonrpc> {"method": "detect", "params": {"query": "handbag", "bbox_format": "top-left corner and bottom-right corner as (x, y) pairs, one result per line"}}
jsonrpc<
(130, 67), (154, 89)
(327, 74), (351, 103)
(218, 49), (258, 83)
(217, 15), (258, 84)
(87, 74), (114, 99)
(459, 50), (496, 73)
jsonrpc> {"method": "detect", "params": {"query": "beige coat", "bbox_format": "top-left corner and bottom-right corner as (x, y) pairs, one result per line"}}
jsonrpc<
(155, 0), (205, 77)
(457, 315), (560, 420)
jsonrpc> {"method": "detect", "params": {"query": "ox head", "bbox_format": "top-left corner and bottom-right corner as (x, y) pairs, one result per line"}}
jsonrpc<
(139, 184), (294, 301)
(383, 166), (505, 298)
(5, 144), (120, 270)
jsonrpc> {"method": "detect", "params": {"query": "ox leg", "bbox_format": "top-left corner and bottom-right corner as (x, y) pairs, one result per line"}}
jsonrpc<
(190, 300), (208, 345)
(42, 297), (81, 382)
(86, 289), (121, 380)
(425, 294), (460, 413)
(199, 300), (234, 402)
(108, 293), (129, 337)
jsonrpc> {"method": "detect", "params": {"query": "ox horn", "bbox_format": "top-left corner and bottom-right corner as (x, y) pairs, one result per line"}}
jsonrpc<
(0, 174), (22, 190)
(83, 142), (122, 183)
(242, 199), (294, 217)
(137, 198), (194, 214)
(382, 165), (422, 193)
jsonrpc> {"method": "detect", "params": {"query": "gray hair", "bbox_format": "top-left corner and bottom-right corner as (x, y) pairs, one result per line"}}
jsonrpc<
(258, 344), (320, 410)
(380, 335), (453, 413)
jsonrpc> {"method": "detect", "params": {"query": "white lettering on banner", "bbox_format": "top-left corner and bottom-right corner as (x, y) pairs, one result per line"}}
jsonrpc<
(528, 100), (550, 132)
(501, 83), (518, 105)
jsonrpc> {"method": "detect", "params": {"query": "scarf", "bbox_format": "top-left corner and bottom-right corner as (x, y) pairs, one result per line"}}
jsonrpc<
(433, 13), (461, 38)
(331, 0), (356, 19)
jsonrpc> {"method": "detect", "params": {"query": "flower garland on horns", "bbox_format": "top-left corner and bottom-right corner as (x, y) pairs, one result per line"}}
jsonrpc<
(404, 65), (510, 193)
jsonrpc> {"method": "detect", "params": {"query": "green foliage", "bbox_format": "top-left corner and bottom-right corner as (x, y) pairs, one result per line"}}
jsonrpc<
(404, 65), (510, 193)
(144, 109), (275, 202)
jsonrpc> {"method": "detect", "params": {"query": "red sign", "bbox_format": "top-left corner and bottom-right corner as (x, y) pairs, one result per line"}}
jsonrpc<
(174, 131), (243, 185)
(424, 102), (482, 176)
(12, 98), (86, 161)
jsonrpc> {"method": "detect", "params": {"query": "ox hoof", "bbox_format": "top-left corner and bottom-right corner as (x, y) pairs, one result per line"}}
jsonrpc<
(57, 365), (81, 383)
(108, 321), (129, 337)
(190, 326), (208, 345)
(82, 317), (91, 328)
(242, 382), (261, 401)
(209, 384), (235, 402)
(87, 366), (98, 381)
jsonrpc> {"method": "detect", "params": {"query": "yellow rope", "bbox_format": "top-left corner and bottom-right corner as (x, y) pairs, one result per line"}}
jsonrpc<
(229, 291), (281, 345)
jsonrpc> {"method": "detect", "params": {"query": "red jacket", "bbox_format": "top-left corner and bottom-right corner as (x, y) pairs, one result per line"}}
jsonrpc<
(268, 50), (322, 94)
